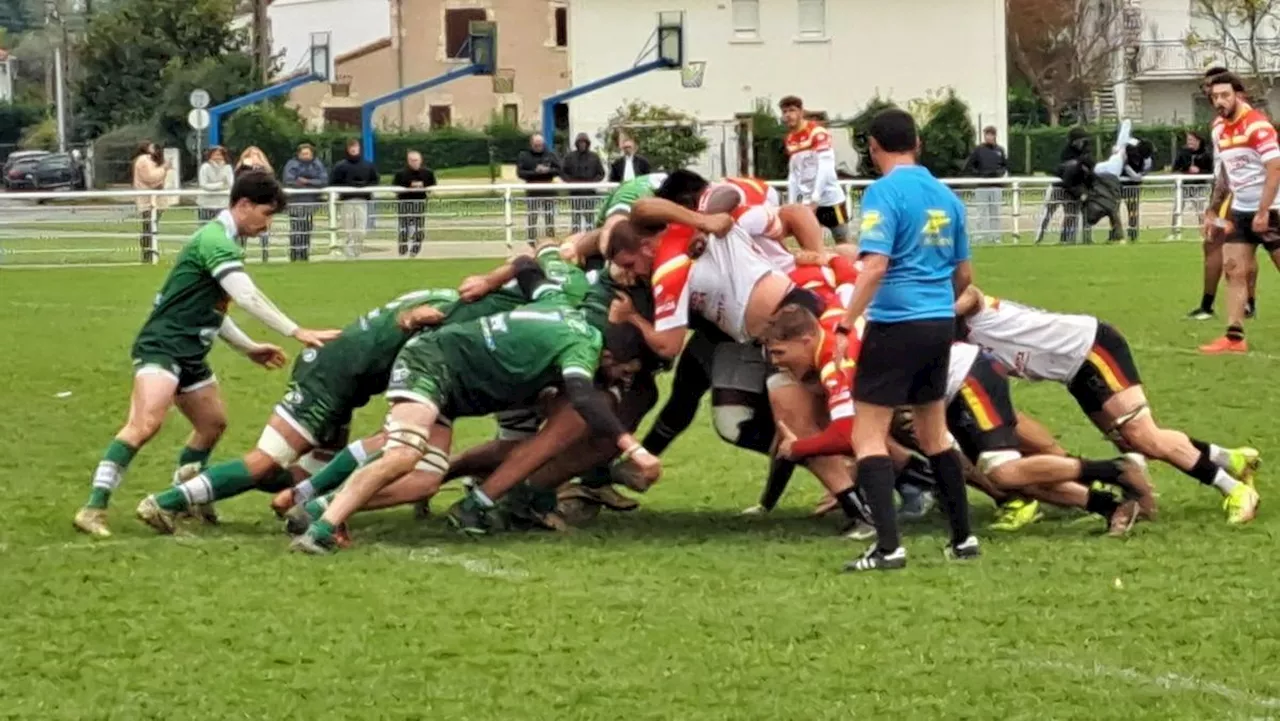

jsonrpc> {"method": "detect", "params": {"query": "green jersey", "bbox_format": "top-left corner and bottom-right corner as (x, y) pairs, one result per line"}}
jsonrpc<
(595, 173), (668, 226)
(133, 214), (245, 361)
(388, 304), (603, 418)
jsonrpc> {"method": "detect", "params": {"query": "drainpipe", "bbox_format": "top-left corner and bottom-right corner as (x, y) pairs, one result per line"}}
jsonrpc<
(396, 0), (406, 128)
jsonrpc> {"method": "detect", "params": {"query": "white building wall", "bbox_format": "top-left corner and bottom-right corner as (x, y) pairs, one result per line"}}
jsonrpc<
(268, 0), (391, 78)
(566, 0), (1006, 176)
(1140, 80), (1199, 123)
(0, 59), (12, 104)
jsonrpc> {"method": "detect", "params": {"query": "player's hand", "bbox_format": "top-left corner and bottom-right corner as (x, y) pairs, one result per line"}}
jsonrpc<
(1190, 165), (1200, 174)
(458, 275), (492, 302)
(1252, 211), (1270, 234)
(292, 328), (341, 348)
(398, 305), (445, 331)
(695, 212), (734, 237)
(792, 249), (829, 266)
(775, 421), (798, 460)
(247, 343), (287, 369)
(628, 447), (662, 484)
(609, 290), (637, 324)
(558, 239), (579, 263)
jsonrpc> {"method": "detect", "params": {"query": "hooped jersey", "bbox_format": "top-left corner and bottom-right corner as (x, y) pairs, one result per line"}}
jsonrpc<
(1211, 104), (1280, 212)
(813, 315), (863, 421)
(785, 120), (847, 207)
(964, 295), (1098, 383)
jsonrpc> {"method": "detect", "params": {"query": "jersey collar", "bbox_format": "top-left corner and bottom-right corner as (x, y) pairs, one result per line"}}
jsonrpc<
(216, 209), (240, 239)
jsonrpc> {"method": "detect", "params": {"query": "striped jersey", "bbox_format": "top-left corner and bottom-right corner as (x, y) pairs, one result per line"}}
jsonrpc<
(1211, 103), (1280, 212)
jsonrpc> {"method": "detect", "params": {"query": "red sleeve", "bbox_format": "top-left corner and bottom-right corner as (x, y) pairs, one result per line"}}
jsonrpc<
(1249, 120), (1280, 160)
(810, 127), (832, 152)
(828, 255), (860, 287)
(790, 417), (854, 458)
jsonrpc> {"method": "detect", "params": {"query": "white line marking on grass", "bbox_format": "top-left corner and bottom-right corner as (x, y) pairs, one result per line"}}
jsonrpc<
(371, 544), (528, 580)
(1036, 660), (1280, 710)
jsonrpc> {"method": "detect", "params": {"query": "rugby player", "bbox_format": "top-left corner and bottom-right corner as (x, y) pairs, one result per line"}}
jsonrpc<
(73, 171), (340, 539)
(290, 296), (657, 554)
(781, 95), (851, 243)
(1200, 71), (1280, 353)
(957, 285), (1262, 523)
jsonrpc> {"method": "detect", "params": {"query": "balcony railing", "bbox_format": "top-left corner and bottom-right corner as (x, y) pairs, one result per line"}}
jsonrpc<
(1136, 38), (1280, 78)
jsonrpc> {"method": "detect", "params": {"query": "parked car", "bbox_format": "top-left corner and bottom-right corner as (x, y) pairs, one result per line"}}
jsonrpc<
(5, 152), (85, 192)
(2, 150), (50, 188)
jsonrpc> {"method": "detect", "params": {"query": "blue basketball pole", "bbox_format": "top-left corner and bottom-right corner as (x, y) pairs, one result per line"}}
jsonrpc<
(208, 73), (324, 147)
(540, 58), (673, 153)
(359, 64), (485, 163)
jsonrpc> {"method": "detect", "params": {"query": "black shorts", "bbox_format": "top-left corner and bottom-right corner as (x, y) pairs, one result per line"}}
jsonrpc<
(1067, 322), (1142, 415)
(815, 202), (849, 230)
(1228, 210), (1280, 252)
(946, 354), (1020, 463)
(854, 319), (955, 406)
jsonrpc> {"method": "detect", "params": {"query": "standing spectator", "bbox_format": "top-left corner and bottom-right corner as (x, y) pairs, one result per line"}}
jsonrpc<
(132, 140), (169, 263)
(235, 146), (275, 262)
(282, 143), (329, 262)
(962, 125), (1008, 243)
(392, 150), (437, 257)
(1174, 131), (1215, 220)
(608, 136), (650, 182)
(560, 132), (606, 233)
(196, 146), (233, 223)
(1121, 137), (1154, 242)
(328, 138), (380, 258)
(517, 134), (561, 242)
(1035, 127), (1093, 244)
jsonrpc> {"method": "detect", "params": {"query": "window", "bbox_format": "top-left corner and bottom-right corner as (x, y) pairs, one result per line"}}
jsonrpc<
(731, 0), (760, 38)
(554, 6), (568, 47)
(429, 105), (453, 128)
(502, 103), (519, 125)
(797, 0), (826, 38)
(553, 103), (570, 134)
(445, 8), (487, 59)
(323, 107), (361, 129)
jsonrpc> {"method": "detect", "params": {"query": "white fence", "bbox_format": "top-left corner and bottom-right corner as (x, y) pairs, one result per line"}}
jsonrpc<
(0, 176), (1216, 267)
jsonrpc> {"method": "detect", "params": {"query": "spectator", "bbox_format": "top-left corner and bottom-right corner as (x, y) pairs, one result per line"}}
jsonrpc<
(560, 132), (606, 233)
(517, 133), (561, 242)
(608, 136), (650, 182)
(392, 150), (437, 257)
(282, 143), (329, 262)
(962, 125), (1008, 243)
(235, 146), (275, 262)
(1121, 137), (1154, 242)
(131, 140), (169, 264)
(329, 138), (380, 258)
(1035, 127), (1093, 244)
(1174, 131), (1215, 219)
(196, 146), (233, 223)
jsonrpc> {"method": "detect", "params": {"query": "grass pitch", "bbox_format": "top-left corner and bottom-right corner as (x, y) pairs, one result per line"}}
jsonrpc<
(2, 243), (1279, 720)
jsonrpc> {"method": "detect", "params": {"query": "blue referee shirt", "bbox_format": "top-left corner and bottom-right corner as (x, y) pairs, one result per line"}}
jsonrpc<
(858, 165), (969, 323)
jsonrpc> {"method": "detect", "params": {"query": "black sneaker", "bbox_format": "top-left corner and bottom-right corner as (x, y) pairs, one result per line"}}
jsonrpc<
(1186, 307), (1214, 321)
(945, 535), (981, 561)
(843, 545), (907, 572)
(446, 498), (492, 536)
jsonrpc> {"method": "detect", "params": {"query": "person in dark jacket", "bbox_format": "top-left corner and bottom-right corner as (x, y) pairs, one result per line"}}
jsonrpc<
(560, 133), (606, 233)
(329, 138), (380, 257)
(281, 143), (329, 262)
(1035, 127), (1094, 244)
(392, 150), (437, 257)
(1120, 137), (1154, 242)
(962, 126), (1008, 242)
(608, 137), (651, 182)
(517, 134), (561, 242)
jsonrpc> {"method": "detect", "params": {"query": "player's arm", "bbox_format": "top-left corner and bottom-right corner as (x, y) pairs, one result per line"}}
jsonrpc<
(788, 418), (853, 458)
(632, 197), (733, 237)
(560, 229), (604, 265)
(840, 189), (895, 331)
(610, 290), (685, 359)
(812, 139), (840, 205)
(217, 316), (286, 368)
(952, 196), (974, 297)
(457, 245), (541, 301)
(216, 271), (335, 348)
(1253, 123), (1280, 223)
(558, 345), (656, 470)
(954, 284), (984, 317)
(785, 144), (800, 204)
(1208, 145), (1230, 220)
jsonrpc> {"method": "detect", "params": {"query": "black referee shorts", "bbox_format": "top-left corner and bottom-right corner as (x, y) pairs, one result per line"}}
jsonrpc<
(853, 319), (955, 407)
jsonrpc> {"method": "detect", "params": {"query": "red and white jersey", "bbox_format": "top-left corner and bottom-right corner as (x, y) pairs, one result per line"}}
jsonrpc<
(701, 176), (791, 271)
(813, 316), (863, 421)
(1211, 103), (1280, 212)
(651, 223), (698, 334)
(785, 120), (846, 207)
(944, 342), (982, 402)
(654, 224), (787, 342)
(964, 295), (1098, 383)
(789, 255), (860, 312)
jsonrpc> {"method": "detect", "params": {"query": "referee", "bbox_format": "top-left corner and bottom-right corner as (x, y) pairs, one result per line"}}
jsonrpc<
(837, 109), (977, 572)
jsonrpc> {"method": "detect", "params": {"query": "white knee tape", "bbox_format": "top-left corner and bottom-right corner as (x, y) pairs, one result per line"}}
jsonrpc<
(977, 449), (1022, 475)
(1107, 404), (1151, 440)
(296, 451), (328, 475)
(384, 420), (432, 454)
(712, 405), (754, 445)
(256, 426), (301, 467)
(414, 446), (450, 475)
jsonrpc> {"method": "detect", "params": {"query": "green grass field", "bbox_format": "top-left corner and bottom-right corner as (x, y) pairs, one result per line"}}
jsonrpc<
(3, 243), (1280, 720)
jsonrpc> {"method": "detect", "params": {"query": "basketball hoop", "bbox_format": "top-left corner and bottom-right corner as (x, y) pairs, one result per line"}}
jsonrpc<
(681, 61), (706, 89)
(493, 68), (516, 94)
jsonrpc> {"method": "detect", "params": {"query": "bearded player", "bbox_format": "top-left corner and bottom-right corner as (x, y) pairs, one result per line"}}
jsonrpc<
(782, 95), (850, 243)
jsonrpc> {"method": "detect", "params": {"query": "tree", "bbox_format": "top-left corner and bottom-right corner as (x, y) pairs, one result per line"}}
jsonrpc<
(600, 101), (709, 173)
(1187, 0), (1280, 97)
(74, 0), (246, 136)
(154, 53), (257, 170)
(919, 90), (977, 178)
(849, 96), (898, 178)
(1007, 0), (1149, 125)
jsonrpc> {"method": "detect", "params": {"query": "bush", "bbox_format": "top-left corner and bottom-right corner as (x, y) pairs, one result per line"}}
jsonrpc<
(18, 116), (58, 150)
(0, 102), (47, 154)
(222, 102), (309, 171)
(600, 101), (708, 173)
(919, 89), (976, 178)
(749, 101), (789, 180)
(848, 96), (899, 179)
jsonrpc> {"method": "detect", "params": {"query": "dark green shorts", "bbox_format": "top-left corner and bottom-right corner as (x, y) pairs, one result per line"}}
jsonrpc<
(131, 352), (215, 393)
(385, 336), (455, 422)
(275, 346), (359, 449)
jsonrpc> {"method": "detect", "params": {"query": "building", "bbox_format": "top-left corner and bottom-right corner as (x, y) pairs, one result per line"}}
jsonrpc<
(1121, 0), (1280, 123)
(566, 0), (1007, 176)
(0, 49), (12, 104)
(268, 0), (392, 78)
(288, 0), (570, 132)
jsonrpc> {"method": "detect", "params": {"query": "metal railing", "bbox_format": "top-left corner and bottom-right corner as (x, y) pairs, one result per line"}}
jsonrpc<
(1136, 38), (1280, 78)
(0, 176), (1217, 267)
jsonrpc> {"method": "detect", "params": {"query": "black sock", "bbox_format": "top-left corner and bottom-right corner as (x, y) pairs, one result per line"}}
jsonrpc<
(758, 458), (797, 511)
(1248, 296), (1256, 310)
(1078, 458), (1122, 484)
(1227, 323), (1245, 341)
(1188, 437), (1211, 457)
(1201, 293), (1215, 311)
(1187, 452), (1221, 486)
(1085, 488), (1120, 518)
(834, 487), (868, 522)
(579, 465), (612, 489)
(855, 455), (900, 552)
(929, 450), (973, 546)
(641, 421), (681, 457)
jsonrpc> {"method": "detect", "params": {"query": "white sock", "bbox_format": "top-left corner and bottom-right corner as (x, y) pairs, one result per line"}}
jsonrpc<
(292, 480), (316, 505)
(1209, 444), (1232, 469)
(1124, 453), (1148, 471)
(178, 474), (215, 506)
(1211, 469), (1240, 495)
(92, 461), (124, 492)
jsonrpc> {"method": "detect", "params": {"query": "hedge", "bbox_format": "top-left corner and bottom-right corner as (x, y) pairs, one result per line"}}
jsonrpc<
(1006, 123), (1207, 175)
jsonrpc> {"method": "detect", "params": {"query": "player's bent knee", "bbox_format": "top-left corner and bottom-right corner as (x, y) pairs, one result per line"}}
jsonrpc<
(256, 425), (302, 468)
(384, 420), (432, 455)
(1110, 405), (1154, 448)
(414, 445), (450, 477)
(712, 405), (754, 445)
(977, 450), (1023, 482)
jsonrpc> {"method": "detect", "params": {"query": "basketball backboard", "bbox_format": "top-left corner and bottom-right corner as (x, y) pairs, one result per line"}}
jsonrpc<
(469, 20), (497, 75)
(657, 11), (684, 68)
(309, 32), (333, 82)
